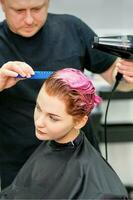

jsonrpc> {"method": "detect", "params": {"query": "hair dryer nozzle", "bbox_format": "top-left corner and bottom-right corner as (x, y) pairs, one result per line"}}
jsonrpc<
(92, 35), (133, 59)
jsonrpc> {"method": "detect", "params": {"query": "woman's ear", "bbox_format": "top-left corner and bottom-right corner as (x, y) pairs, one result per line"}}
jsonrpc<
(74, 115), (88, 130)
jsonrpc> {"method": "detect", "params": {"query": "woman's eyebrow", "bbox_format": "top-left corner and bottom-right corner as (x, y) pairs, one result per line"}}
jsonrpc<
(36, 103), (61, 118)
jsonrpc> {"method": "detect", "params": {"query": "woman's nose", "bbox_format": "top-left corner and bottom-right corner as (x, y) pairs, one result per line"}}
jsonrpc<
(35, 114), (46, 128)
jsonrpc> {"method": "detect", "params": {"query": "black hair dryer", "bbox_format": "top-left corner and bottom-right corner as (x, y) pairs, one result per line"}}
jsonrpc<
(92, 35), (133, 82)
(92, 35), (133, 59)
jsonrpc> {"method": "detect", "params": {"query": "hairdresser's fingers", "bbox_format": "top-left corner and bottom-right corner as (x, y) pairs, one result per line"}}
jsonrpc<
(2, 62), (27, 77)
(118, 69), (133, 78)
(123, 75), (133, 83)
(0, 68), (18, 79)
(0, 71), (19, 91)
(1, 61), (34, 78)
(117, 60), (133, 71)
(14, 61), (35, 77)
(116, 64), (133, 76)
(119, 59), (133, 66)
(0, 77), (20, 92)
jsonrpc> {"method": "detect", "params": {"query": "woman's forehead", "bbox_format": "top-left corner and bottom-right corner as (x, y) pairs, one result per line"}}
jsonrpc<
(37, 89), (68, 116)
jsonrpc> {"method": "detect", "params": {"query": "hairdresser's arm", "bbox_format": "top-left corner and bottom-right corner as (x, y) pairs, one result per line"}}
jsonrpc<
(0, 61), (34, 92)
(101, 58), (133, 91)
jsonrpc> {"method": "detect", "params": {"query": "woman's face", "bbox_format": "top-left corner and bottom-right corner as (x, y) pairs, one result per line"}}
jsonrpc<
(34, 85), (78, 143)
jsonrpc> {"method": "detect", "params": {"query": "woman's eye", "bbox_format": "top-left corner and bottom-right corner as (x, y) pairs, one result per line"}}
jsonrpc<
(49, 116), (59, 122)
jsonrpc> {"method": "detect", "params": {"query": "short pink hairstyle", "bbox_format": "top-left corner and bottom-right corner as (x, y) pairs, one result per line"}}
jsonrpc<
(44, 68), (101, 120)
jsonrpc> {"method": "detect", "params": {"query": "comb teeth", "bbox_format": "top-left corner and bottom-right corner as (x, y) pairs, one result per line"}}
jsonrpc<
(16, 71), (53, 79)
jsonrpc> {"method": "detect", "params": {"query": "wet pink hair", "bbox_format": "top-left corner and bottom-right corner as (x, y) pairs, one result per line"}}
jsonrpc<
(44, 68), (101, 119)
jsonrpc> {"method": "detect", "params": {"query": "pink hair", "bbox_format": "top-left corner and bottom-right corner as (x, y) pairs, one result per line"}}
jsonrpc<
(44, 68), (101, 118)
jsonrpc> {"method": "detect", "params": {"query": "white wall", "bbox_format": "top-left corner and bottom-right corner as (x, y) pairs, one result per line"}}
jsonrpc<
(48, 0), (133, 35)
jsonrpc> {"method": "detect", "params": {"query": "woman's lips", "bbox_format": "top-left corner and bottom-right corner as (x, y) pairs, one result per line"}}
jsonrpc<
(37, 129), (46, 135)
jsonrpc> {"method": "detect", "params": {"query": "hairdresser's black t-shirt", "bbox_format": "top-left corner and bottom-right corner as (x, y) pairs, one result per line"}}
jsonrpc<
(0, 13), (116, 188)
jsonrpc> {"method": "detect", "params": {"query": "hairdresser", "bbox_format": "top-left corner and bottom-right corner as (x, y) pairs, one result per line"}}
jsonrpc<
(0, 0), (133, 190)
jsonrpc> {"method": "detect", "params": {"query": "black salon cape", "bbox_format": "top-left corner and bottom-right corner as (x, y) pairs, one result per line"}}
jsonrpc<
(0, 132), (128, 199)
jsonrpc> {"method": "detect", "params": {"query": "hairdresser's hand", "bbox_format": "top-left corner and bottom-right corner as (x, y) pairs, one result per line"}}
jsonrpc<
(116, 59), (133, 83)
(0, 61), (34, 91)
(113, 59), (133, 91)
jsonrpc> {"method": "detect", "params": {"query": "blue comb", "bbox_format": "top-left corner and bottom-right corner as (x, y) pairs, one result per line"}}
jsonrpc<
(16, 71), (53, 79)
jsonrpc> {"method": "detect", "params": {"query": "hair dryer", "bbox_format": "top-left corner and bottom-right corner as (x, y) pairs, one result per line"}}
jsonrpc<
(92, 35), (133, 82)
